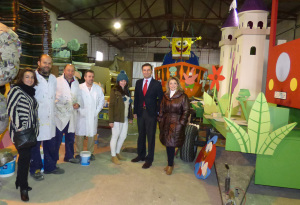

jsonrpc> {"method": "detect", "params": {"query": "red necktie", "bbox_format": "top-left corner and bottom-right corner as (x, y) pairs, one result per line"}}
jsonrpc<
(143, 80), (148, 106)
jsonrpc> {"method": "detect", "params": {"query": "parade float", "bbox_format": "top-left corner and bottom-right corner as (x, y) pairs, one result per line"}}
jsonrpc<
(154, 36), (208, 98)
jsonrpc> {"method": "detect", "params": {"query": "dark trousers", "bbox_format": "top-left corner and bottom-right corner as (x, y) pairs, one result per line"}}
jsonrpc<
(166, 147), (175, 166)
(137, 109), (157, 163)
(30, 137), (57, 174)
(16, 147), (31, 189)
(55, 122), (75, 161)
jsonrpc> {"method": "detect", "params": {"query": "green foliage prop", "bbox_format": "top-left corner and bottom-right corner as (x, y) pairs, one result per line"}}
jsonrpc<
(203, 92), (217, 114)
(219, 94), (229, 116)
(57, 50), (70, 58)
(52, 38), (65, 49)
(67, 39), (80, 51)
(224, 92), (297, 155)
(236, 89), (250, 121)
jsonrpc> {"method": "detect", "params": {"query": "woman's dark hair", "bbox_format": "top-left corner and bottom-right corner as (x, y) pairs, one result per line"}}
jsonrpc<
(16, 68), (38, 86)
(114, 83), (130, 96)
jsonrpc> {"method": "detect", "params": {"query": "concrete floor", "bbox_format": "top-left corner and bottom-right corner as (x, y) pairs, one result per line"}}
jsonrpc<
(0, 120), (300, 205)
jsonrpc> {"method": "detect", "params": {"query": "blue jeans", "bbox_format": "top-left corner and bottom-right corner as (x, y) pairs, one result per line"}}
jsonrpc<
(55, 122), (75, 162)
(30, 137), (57, 174)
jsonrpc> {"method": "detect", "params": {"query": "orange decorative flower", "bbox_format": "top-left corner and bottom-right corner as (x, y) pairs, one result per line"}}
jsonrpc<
(208, 65), (225, 91)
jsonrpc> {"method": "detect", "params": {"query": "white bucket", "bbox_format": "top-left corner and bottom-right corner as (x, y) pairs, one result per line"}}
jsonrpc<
(80, 151), (91, 166)
(0, 158), (16, 177)
(40, 147), (44, 173)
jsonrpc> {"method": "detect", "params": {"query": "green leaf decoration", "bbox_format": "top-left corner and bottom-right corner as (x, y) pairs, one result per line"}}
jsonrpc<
(224, 92), (297, 155)
(259, 122), (297, 155)
(57, 50), (70, 58)
(236, 89), (250, 101)
(224, 117), (250, 152)
(247, 93), (270, 153)
(67, 39), (80, 51)
(52, 38), (65, 49)
(219, 94), (229, 116)
(203, 92), (217, 114)
(231, 105), (239, 115)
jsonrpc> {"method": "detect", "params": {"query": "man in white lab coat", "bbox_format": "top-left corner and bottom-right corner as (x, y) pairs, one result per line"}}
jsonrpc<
(75, 70), (104, 160)
(30, 54), (64, 181)
(55, 64), (82, 164)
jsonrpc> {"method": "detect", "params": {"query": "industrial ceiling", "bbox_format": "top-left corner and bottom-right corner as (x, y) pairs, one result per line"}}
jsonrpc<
(43, 0), (300, 50)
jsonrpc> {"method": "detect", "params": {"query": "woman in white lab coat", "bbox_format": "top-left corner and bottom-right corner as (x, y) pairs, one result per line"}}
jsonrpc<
(75, 70), (104, 160)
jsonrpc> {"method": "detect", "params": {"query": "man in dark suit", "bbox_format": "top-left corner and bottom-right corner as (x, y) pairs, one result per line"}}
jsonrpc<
(131, 63), (163, 169)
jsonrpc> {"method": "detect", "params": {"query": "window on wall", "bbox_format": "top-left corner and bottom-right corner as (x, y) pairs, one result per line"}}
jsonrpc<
(247, 21), (253, 29)
(258, 21), (263, 29)
(228, 34), (233, 41)
(250, 46), (256, 55)
(96, 51), (103, 61)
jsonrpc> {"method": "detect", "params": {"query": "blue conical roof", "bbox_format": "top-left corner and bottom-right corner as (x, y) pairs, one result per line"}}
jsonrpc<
(222, 9), (239, 28)
(239, 0), (268, 13)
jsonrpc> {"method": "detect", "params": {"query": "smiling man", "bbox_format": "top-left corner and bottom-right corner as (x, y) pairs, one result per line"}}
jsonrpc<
(131, 63), (163, 169)
(75, 70), (104, 161)
(54, 64), (82, 165)
(30, 54), (64, 181)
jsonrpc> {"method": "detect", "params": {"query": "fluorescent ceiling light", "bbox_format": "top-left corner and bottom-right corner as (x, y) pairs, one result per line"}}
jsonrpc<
(114, 21), (121, 29)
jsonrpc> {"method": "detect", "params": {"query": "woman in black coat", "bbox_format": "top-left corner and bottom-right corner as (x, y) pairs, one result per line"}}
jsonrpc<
(7, 68), (39, 202)
(158, 76), (189, 175)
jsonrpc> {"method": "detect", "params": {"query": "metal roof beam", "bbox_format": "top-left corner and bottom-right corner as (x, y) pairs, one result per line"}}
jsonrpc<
(142, 0), (159, 36)
(119, 0), (145, 36)
(57, 0), (121, 19)
(165, 0), (173, 36)
(93, 3), (115, 18)
(200, 0), (220, 18)
(118, 0), (137, 17)
(140, 0), (159, 18)
(175, 0), (189, 15)
(44, 1), (94, 33)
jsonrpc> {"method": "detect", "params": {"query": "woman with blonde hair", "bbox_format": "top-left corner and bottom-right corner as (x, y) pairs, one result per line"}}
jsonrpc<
(158, 76), (189, 175)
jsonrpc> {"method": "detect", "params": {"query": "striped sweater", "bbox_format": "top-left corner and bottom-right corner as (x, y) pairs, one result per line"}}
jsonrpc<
(7, 86), (39, 142)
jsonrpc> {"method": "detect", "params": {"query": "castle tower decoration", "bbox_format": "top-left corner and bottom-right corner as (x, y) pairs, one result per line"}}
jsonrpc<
(218, 3), (239, 98)
(233, 0), (270, 100)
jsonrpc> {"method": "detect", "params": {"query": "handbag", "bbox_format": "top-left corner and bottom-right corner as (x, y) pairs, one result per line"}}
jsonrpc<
(14, 127), (37, 150)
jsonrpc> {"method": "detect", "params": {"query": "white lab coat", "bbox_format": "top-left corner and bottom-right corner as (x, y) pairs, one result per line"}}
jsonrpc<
(55, 74), (81, 132)
(34, 71), (57, 141)
(76, 82), (104, 137)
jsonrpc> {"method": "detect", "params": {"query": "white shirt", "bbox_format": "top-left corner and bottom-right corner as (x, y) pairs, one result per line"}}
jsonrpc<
(170, 90), (176, 98)
(55, 74), (82, 132)
(76, 82), (104, 137)
(142, 77), (152, 89)
(123, 95), (130, 120)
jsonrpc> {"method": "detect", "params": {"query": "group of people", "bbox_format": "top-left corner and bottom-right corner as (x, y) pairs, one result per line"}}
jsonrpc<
(130, 63), (189, 175)
(7, 54), (105, 202)
(7, 56), (190, 202)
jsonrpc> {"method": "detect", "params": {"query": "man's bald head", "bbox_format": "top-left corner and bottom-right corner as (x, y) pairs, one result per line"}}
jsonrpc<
(64, 64), (75, 81)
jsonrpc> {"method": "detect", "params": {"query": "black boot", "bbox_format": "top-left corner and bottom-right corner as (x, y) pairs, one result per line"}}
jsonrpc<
(20, 189), (29, 202)
(16, 182), (32, 191)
